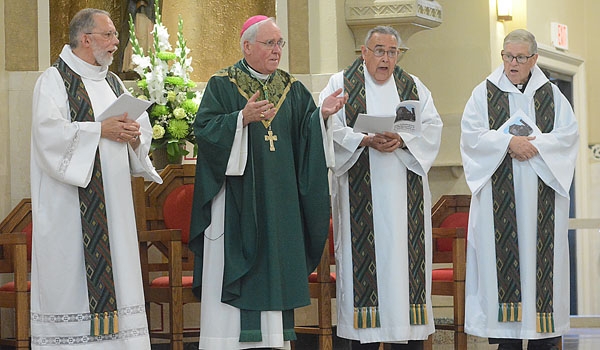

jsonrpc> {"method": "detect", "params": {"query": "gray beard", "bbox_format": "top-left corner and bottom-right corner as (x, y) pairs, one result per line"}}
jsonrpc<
(94, 53), (113, 67)
(92, 45), (115, 67)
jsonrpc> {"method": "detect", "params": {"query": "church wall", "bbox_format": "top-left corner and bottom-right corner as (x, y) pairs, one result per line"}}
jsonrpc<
(7, 73), (37, 209)
(288, 0), (310, 74)
(161, 0), (276, 83)
(525, 0), (586, 55)
(411, 0), (490, 194)
(524, 0), (600, 316)
(5, 0), (38, 71)
(0, 0), (10, 219)
(583, 0), (600, 145)
(306, 1), (345, 74)
(393, 0), (495, 202)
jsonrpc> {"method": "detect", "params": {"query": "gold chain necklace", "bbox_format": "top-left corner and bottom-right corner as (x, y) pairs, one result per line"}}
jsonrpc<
(242, 60), (278, 151)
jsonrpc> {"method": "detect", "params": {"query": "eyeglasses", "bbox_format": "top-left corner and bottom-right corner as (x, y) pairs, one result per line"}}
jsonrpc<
(85, 31), (119, 40)
(256, 39), (286, 49)
(501, 52), (535, 64)
(366, 46), (407, 58)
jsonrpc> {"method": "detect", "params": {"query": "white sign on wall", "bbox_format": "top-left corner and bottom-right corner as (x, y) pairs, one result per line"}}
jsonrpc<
(551, 22), (568, 50)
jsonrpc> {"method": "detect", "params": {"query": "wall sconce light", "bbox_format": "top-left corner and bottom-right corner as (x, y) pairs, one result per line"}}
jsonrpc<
(497, 0), (513, 21)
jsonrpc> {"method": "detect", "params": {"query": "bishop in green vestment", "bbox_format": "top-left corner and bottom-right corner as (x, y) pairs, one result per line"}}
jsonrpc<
(189, 15), (347, 349)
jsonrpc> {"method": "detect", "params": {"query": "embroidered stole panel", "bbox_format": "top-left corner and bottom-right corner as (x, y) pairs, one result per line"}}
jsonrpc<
(486, 80), (556, 332)
(343, 58), (426, 328)
(54, 58), (123, 336)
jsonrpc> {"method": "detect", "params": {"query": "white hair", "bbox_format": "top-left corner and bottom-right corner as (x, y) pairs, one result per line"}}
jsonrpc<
(503, 29), (538, 54)
(240, 17), (276, 53)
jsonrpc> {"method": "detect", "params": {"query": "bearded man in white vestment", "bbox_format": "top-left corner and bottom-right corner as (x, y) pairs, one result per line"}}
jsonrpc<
(30, 8), (161, 349)
(460, 29), (579, 350)
(320, 26), (442, 350)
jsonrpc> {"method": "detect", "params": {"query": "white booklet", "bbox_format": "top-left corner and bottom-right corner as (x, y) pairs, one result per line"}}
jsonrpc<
(499, 110), (541, 136)
(353, 100), (421, 136)
(95, 93), (152, 122)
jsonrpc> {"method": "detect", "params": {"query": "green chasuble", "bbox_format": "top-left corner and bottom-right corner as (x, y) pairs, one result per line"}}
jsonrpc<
(189, 60), (330, 317)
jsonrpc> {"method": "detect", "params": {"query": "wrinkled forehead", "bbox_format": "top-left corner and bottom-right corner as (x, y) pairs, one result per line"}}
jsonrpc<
(367, 33), (398, 48)
(93, 13), (115, 31)
(256, 21), (281, 40)
(503, 41), (531, 54)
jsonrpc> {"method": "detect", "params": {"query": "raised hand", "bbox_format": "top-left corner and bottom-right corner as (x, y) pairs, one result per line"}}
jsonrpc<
(242, 90), (276, 126)
(321, 88), (348, 119)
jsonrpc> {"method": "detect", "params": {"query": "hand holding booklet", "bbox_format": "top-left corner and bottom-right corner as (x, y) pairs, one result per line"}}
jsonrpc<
(352, 100), (421, 136)
(95, 93), (152, 122)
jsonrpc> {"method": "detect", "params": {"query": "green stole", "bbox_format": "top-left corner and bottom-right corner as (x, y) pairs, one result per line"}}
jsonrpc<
(208, 62), (298, 342)
(344, 57), (427, 328)
(53, 57), (122, 336)
(487, 80), (556, 332)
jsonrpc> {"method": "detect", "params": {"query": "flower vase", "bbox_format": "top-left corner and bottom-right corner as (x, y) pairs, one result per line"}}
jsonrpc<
(151, 147), (183, 170)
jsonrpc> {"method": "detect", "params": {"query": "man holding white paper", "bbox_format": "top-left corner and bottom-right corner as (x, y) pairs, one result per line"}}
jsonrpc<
(319, 25), (442, 350)
(30, 8), (160, 349)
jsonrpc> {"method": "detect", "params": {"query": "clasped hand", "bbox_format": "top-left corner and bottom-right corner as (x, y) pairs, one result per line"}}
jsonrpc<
(508, 136), (538, 161)
(367, 132), (404, 153)
(101, 113), (141, 144)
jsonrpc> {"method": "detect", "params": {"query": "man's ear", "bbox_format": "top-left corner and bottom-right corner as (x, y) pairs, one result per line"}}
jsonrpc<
(360, 45), (367, 60)
(81, 34), (91, 48)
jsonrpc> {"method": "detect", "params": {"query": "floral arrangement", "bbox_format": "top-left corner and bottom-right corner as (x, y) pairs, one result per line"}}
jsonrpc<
(128, 4), (201, 162)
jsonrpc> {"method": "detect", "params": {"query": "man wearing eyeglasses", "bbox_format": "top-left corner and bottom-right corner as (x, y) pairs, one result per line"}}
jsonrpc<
(30, 8), (161, 350)
(189, 15), (347, 349)
(460, 29), (579, 350)
(320, 26), (443, 350)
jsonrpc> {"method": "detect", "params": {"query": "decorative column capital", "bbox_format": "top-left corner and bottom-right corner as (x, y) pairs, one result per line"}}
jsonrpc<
(345, 0), (442, 51)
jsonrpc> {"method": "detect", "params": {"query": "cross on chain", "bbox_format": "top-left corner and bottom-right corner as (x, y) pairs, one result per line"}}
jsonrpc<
(265, 129), (278, 151)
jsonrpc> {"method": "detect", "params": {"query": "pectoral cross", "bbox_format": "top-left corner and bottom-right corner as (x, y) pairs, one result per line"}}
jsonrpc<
(264, 130), (278, 151)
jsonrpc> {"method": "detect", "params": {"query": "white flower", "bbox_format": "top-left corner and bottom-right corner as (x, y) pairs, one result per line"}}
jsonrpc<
(128, 4), (202, 161)
(131, 54), (151, 69)
(132, 54), (151, 77)
(173, 107), (186, 119)
(170, 62), (186, 79)
(153, 24), (172, 51)
(192, 90), (203, 105)
(152, 124), (165, 139)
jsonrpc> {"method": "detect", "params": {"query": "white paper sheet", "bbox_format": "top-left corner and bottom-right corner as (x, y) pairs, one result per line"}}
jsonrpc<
(353, 113), (395, 134)
(95, 93), (152, 122)
(352, 100), (422, 136)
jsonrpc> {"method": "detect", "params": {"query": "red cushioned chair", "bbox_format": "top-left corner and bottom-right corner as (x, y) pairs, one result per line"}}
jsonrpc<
(0, 199), (33, 349)
(423, 195), (469, 350)
(294, 218), (336, 350)
(132, 164), (198, 350)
